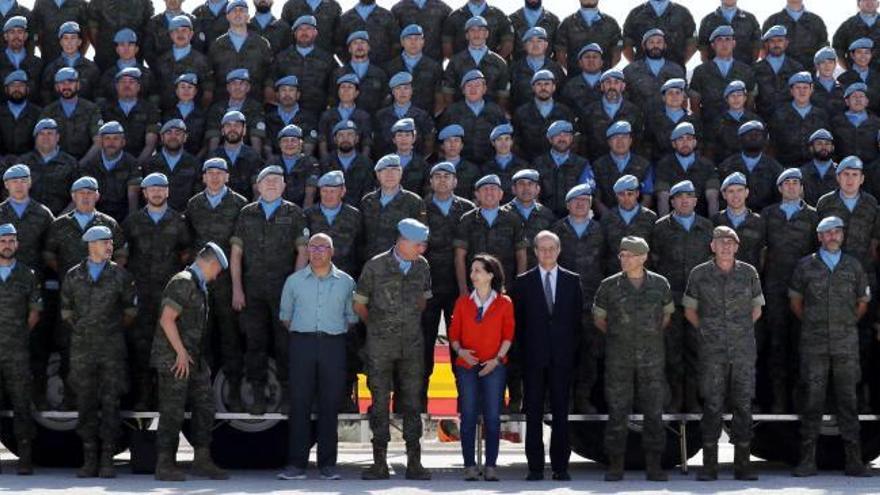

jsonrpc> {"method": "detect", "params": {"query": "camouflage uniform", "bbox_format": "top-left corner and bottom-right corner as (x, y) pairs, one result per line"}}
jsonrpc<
(0, 54), (42, 105)
(592, 153), (653, 209)
(829, 111), (880, 164)
(654, 153), (720, 217)
(768, 104), (828, 167)
(622, 59), (686, 115)
(442, 49), (509, 103)
(204, 98), (267, 143)
(594, 269), (673, 457)
(96, 63), (156, 106)
(331, 63), (388, 115)
(762, 9), (828, 71)
(141, 12), (200, 70)
(151, 48), (214, 111)
(511, 100), (575, 160)
(264, 154), (321, 207)
(191, 2), (229, 53)
(206, 145), (263, 201)
(643, 110), (701, 163)
(717, 154), (784, 211)
(832, 14), (880, 70)
(554, 10), (622, 70)
(505, 200), (556, 268)
(753, 56), (805, 121)
(441, 4), (512, 57)
(453, 206), (526, 292)
(270, 45), (338, 115)
(264, 107), (319, 157)
(279, 0), (341, 53)
(704, 109), (761, 163)
(162, 105), (208, 157)
(99, 99), (161, 156)
(599, 205), (657, 273)
(811, 75), (846, 118)
(799, 161), (838, 206)
(577, 99), (644, 161)
(479, 154), (530, 204)
(141, 151), (204, 212)
(38, 97), (103, 159)
(39, 57), (100, 104)
(207, 33), (273, 102)
(319, 153), (375, 208)
(711, 210), (765, 270)
(0, 101), (41, 156)
(532, 151), (590, 217)
(559, 73), (603, 116)
(384, 54), (443, 114)
(688, 60), (755, 131)
(508, 7), (560, 61)
(360, 188), (426, 261)
(44, 211), (125, 277)
(697, 7), (762, 64)
(79, 152), (142, 223)
(390, 0), (451, 61)
(86, 0), (152, 70)
(316, 107), (373, 154)
(31, 0), (89, 64)
(335, 5), (399, 65)
(436, 100), (506, 165)
(353, 248), (431, 445)
(508, 58), (566, 110)
(622, 2), (696, 66)
(372, 105), (435, 158)
(16, 150), (78, 215)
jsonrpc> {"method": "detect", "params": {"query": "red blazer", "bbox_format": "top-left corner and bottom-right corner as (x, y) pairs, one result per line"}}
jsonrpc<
(448, 293), (515, 369)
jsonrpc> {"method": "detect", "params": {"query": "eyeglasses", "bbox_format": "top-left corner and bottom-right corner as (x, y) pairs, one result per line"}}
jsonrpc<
(307, 245), (331, 253)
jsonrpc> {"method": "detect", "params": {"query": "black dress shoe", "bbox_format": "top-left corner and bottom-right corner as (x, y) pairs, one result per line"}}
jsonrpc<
(552, 471), (571, 481)
(526, 471), (544, 481)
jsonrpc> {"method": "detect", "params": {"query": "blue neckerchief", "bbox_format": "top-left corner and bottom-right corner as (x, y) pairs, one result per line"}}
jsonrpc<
(282, 155), (299, 173)
(0, 260), (15, 282)
(720, 5), (737, 22)
(393, 247), (412, 274)
(714, 56), (733, 77)
(579, 7), (600, 26)
(480, 206), (499, 226)
(164, 10), (182, 22)
(224, 144), (241, 164)
(162, 149), (182, 170)
(278, 104), (299, 124)
(87, 260), (107, 281)
(813, 159), (833, 177)
(398, 152), (413, 168)
(523, 6), (542, 27)
(9, 197), (28, 218)
(780, 199), (802, 220)
(413, 0), (426, 8)
(535, 98), (553, 118)
(337, 151), (355, 170)
(579, 165), (595, 185)
(728, 109), (744, 120)
(766, 54), (785, 74)
(306, 0), (321, 11)
(228, 31), (246, 52)
(726, 208), (747, 228)
(465, 99), (484, 115)
(254, 12), (274, 29)
(432, 195), (453, 216)
(380, 188), (400, 207)
(675, 152), (695, 171)
(350, 60), (369, 79)
(602, 97), (621, 118)
(173, 45), (191, 61)
(60, 98), (77, 117)
(742, 152), (762, 172)
(54, 0), (65, 7)
(513, 199), (535, 219)
(860, 13), (878, 27)
(526, 56), (545, 72)
(650, 0), (670, 17)
(582, 71), (601, 87)
(665, 107), (685, 123)
(73, 210), (95, 230)
(61, 53), (80, 67)
(118, 98), (137, 116)
(646, 57), (665, 76)
(855, 65), (870, 82)
(840, 191), (860, 212)
(818, 76), (835, 92)
(467, 1), (486, 17)
(102, 152), (122, 171)
(618, 205), (639, 225)
(148, 206), (167, 224)
(673, 212), (695, 231)
(495, 153), (512, 169)
(611, 152), (630, 173)
(41, 148), (59, 163)
(447, 157), (461, 167)
(320, 203), (342, 224)
(847, 110), (868, 127)
(6, 100), (25, 119)
(226, 98), (244, 112)
(177, 100), (194, 118)
(355, 2), (376, 20)
(296, 45), (314, 57)
(189, 262), (208, 292)
(550, 150), (569, 166)
(207, 0), (227, 16)
(568, 217), (590, 238)
(393, 102), (411, 119)
(259, 197), (282, 219)
(337, 105), (355, 122)
(402, 52), (421, 71)
(4, 48), (23, 68)
(819, 248), (842, 270)
(792, 102), (812, 118)
(206, 186), (227, 208)
(468, 45), (488, 66)
(785, 6), (804, 21)
(116, 58), (136, 69)
(0, 0), (14, 17)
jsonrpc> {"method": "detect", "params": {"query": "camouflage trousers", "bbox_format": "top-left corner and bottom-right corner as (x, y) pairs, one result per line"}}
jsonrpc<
(420, 291), (455, 411)
(366, 332), (424, 445)
(699, 358), (755, 445)
(156, 359), (215, 451)
(70, 355), (127, 443)
(574, 310), (602, 411)
(603, 359), (665, 456)
(0, 356), (35, 441)
(799, 351), (861, 444)
(209, 273), (242, 383)
(665, 307), (700, 410)
(130, 285), (162, 403)
(240, 280), (287, 390)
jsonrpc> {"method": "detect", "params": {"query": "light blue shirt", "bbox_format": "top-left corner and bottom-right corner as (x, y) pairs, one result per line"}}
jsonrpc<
(228, 30), (246, 52)
(720, 5), (737, 22)
(282, 155), (299, 173)
(254, 12), (273, 29)
(393, 248), (412, 274)
(792, 102), (812, 118)
(189, 263), (208, 293)
(296, 45), (314, 57)
(675, 153), (695, 171)
(818, 77), (835, 92)
(855, 65), (870, 82)
(177, 100), (194, 118)
(102, 152), (122, 171)
(841, 191), (860, 212)
(4, 48), (23, 68)
(73, 211), (94, 230)
(351, 60), (369, 79)
(465, 99), (484, 115)
(861, 13), (878, 27)
(393, 102), (411, 119)
(148, 206), (167, 224)
(259, 197), (282, 219)
(9, 197), (28, 218)
(550, 150), (569, 166)
(320, 203), (342, 224)
(402, 52), (421, 71)
(0, 0), (14, 17)
(650, 0), (670, 17)
(742, 153), (762, 172)
(785, 6), (804, 21)
(495, 153), (512, 169)
(207, 0), (227, 16)
(535, 98), (553, 118)
(337, 151), (355, 170)
(468, 45), (488, 66)
(380, 188), (400, 207)
(337, 104), (355, 122)
(41, 148), (59, 163)
(173, 45), (191, 61)
(618, 205), (639, 225)
(673, 212), (695, 231)
(665, 107), (685, 123)
(780, 199), (802, 220)
(611, 152), (630, 173)
(847, 110), (868, 127)
(7, 100), (25, 119)
(726, 209), (747, 228)
(62, 53), (80, 67)
(714, 56), (733, 77)
(814, 160), (833, 177)
(116, 58), (136, 69)
(306, 0), (321, 10)
(118, 98), (137, 116)
(413, 0), (426, 8)
(526, 56), (545, 72)
(513, 199), (534, 219)
(398, 152), (413, 168)
(582, 71), (601, 87)
(480, 206), (499, 226)
(279, 264), (358, 333)
(432, 195), (453, 216)
(0, 260), (14, 282)
(579, 7), (600, 26)
(602, 97), (621, 118)
(568, 217), (589, 238)
(87, 260), (107, 281)
(646, 57), (665, 76)
(278, 104), (300, 124)
(467, 0), (486, 17)
(766, 54), (785, 74)
(60, 98), (77, 117)
(224, 144), (241, 164)
(355, 2), (376, 20)
(728, 109), (744, 121)
(206, 186), (227, 209)
(819, 248), (842, 271)
(523, 6), (542, 27)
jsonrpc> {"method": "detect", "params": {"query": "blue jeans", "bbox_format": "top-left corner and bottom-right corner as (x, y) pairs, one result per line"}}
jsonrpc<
(455, 363), (506, 467)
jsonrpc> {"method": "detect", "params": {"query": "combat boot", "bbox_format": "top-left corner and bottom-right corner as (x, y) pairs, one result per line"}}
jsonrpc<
(734, 443), (758, 480)
(645, 452), (668, 481)
(154, 450), (185, 481)
(697, 444), (718, 481)
(405, 443), (432, 480)
(76, 442), (98, 478)
(844, 442), (872, 477)
(192, 447), (229, 479)
(98, 443), (116, 478)
(792, 440), (817, 477)
(16, 440), (33, 475)
(603, 455), (624, 481)
(249, 384), (267, 416)
(361, 443), (390, 480)
(226, 377), (243, 412)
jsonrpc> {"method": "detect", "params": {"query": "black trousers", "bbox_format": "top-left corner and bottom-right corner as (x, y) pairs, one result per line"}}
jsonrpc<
(524, 364), (572, 474)
(287, 331), (347, 469)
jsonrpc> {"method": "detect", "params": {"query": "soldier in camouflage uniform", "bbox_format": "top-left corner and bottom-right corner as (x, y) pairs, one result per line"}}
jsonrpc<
(683, 225), (764, 481)
(373, 73), (436, 159)
(559, 43), (605, 115)
(141, 119), (204, 212)
(354, 218), (433, 481)
(319, 120), (375, 209)
(95, 29), (157, 107)
(162, 73), (209, 158)
(0, 20), (42, 104)
(0, 223), (41, 475)
(185, 158), (248, 411)
(717, 120), (783, 212)
(768, 71), (828, 168)
(651, 179), (713, 413)
(532, 120), (592, 217)
(151, 15), (215, 112)
(799, 128), (839, 206)
(697, 2), (762, 64)
(600, 174), (657, 274)
(263, 76), (318, 160)
(206, 110), (264, 201)
(360, 154), (426, 261)
(317, 75), (373, 159)
(553, 0), (622, 72)
(279, 0), (340, 54)
(504, 169), (557, 269)
(39, 23), (100, 104)
(38, 67), (102, 160)
(383, 25), (444, 118)
(595, 235), (672, 482)
(334, 0), (399, 66)
(98, 67), (161, 163)
(0, 71), (40, 160)
(121, 173), (191, 410)
(753, 26), (805, 122)
(551, 184), (603, 414)
(592, 121), (653, 214)
(437, 69), (506, 166)
(86, 0), (152, 71)
(512, 68), (575, 161)
(480, 124), (530, 204)
(207, 0), (273, 103)
(269, 15), (338, 116)
(230, 165), (308, 415)
(712, 172), (766, 270)
(437, 124), (482, 199)
(654, 122), (720, 218)
(762, 2), (828, 72)
(386, 118), (431, 196)
(60, 225), (136, 479)
(331, 31), (389, 115)
(391, 1), (449, 62)
(204, 68), (267, 153)
(441, 1), (512, 59)
(152, 243), (229, 482)
(78, 121), (142, 223)
(622, 0), (696, 66)
(31, 0), (89, 66)
(577, 69), (644, 162)
(264, 124), (320, 208)
(790, 216), (872, 478)
(141, 1), (199, 71)
(622, 29), (686, 115)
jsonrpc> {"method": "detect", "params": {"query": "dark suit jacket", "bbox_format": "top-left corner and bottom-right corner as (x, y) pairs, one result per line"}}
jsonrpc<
(513, 265), (583, 370)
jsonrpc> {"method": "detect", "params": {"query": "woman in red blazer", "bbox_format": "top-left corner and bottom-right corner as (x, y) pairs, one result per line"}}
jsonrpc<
(448, 254), (515, 482)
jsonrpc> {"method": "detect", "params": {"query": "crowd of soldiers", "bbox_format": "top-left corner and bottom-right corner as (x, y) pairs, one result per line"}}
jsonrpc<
(0, 0), (879, 483)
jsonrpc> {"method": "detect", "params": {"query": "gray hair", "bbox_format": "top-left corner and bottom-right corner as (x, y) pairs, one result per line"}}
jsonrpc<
(533, 230), (561, 249)
(308, 232), (334, 249)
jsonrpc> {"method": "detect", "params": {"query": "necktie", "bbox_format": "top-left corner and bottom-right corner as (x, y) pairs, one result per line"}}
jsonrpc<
(544, 271), (553, 313)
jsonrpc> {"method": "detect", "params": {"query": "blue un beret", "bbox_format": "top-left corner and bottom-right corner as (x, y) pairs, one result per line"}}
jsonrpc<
(175, 73), (198, 86)
(113, 28), (138, 44)
(226, 68), (250, 82)
(641, 28), (665, 45)
(670, 122), (696, 141)
(3, 16), (26, 32)
(600, 69), (625, 83)
(202, 158), (228, 172)
(724, 80), (747, 98)
(4, 69), (26, 85)
(391, 118), (416, 133)
(398, 218), (429, 243)
(613, 174), (639, 193)
(814, 46), (837, 65)
(849, 37), (874, 52)
(661, 78), (686, 94)
(522, 26), (548, 43)
(836, 156), (864, 175)
(531, 69), (555, 85)
(277, 124), (303, 139)
(54, 67), (78, 83)
(57, 21), (80, 38)
(115, 67), (142, 81)
(274, 75), (299, 88)
(71, 176), (99, 192)
(512, 169), (540, 183)
(669, 180), (696, 197)
(490, 123), (513, 141)
(737, 120), (765, 136)
(82, 225), (113, 242)
(788, 71), (813, 87)
(762, 25), (787, 41)
(374, 154), (402, 172)
(465, 16), (488, 30)
(98, 121), (125, 135)
(474, 174), (502, 189)
(776, 168), (803, 186)
(160, 119), (187, 133)
(817, 216), (844, 233)
(257, 165), (284, 182)
(318, 170), (345, 187)
(606, 121), (632, 138)
(400, 24), (424, 39)
(0, 223), (17, 236)
(546, 120), (573, 139)
(33, 118), (58, 136)
(141, 172), (169, 188)
(221, 110), (246, 125)
(225, 0), (248, 13)
(438, 124), (465, 141)
(566, 183), (593, 202)
(332, 119), (357, 135)
(292, 15), (317, 30)
(845, 82), (869, 98)
(389, 71), (413, 89)
(169, 15), (193, 30)
(430, 162), (457, 175)
(809, 128), (833, 144)
(346, 30), (369, 45)
(577, 43), (603, 59)
(3, 164), (30, 181)
(204, 241), (229, 270)
(460, 69), (485, 87)
(336, 73), (360, 87)
(721, 172), (748, 191)
(709, 25), (735, 42)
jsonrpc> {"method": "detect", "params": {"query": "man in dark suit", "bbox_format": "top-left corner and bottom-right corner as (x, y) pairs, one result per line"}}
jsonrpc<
(513, 229), (583, 481)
